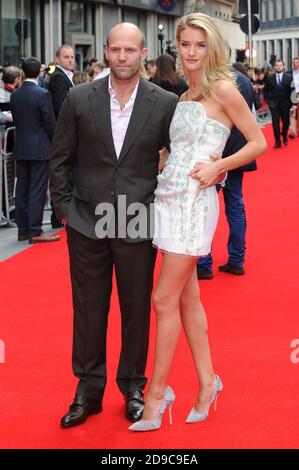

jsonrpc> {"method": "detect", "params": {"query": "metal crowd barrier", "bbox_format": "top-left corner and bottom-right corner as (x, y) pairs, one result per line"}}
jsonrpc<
(257, 106), (271, 122)
(0, 126), (16, 226)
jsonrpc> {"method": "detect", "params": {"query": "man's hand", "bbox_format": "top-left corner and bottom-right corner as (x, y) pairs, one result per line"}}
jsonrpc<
(6, 112), (13, 123)
(158, 147), (170, 172)
(61, 216), (68, 227)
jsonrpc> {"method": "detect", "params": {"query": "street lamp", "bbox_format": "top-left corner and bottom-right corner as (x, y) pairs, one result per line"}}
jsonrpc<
(158, 24), (164, 55)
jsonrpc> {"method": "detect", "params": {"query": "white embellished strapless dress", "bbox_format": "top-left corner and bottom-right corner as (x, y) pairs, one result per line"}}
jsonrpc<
(153, 101), (231, 257)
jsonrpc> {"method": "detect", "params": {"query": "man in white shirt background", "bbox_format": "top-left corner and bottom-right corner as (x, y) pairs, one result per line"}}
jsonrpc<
(288, 57), (299, 139)
(48, 44), (75, 228)
(48, 45), (75, 119)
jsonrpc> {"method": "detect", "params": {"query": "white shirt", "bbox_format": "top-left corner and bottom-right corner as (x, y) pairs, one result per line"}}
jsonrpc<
(293, 69), (299, 93)
(24, 79), (38, 85)
(56, 65), (74, 85)
(109, 76), (139, 158)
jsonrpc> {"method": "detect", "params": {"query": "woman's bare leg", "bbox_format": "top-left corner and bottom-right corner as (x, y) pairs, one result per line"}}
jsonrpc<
(180, 267), (217, 412)
(142, 253), (197, 420)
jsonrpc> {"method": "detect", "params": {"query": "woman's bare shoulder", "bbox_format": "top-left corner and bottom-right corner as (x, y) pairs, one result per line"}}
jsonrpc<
(215, 79), (237, 96)
(215, 79), (242, 107)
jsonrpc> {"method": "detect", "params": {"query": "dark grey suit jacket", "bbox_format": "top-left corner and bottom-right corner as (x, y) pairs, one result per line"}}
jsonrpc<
(49, 76), (177, 241)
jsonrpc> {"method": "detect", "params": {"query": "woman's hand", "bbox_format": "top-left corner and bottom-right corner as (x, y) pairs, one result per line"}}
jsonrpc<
(188, 154), (227, 188)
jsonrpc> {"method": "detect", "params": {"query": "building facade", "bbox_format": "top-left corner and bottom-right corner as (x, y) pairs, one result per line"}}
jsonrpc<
(0, 0), (185, 67)
(253, 0), (299, 69)
(0, 0), (246, 68)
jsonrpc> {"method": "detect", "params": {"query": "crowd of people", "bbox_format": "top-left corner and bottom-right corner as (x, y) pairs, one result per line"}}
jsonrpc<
(1, 50), (297, 238)
(0, 12), (297, 433)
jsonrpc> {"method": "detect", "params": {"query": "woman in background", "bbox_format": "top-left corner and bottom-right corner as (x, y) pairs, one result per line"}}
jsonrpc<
(153, 53), (188, 97)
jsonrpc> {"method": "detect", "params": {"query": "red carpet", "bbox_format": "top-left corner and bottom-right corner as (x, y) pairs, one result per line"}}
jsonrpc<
(1, 124), (299, 448)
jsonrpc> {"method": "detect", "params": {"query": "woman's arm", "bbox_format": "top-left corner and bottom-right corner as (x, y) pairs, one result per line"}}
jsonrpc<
(190, 81), (267, 188)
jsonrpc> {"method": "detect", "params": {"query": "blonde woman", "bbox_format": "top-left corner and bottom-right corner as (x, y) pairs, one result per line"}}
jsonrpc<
(129, 13), (266, 432)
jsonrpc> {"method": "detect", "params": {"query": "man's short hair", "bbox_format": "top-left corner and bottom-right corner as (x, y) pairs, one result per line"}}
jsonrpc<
(56, 44), (74, 57)
(275, 59), (285, 65)
(21, 57), (41, 78)
(2, 66), (21, 84)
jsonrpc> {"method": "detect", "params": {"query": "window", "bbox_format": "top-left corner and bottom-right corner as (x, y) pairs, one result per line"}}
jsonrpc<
(102, 5), (119, 49)
(0, 0), (32, 66)
(269, 39), (274, 55)
(123, 8), (138, 25)
(284, 0), (292, 18)
(278, 39), (283, 58)
(262, 1), (267, 21)
(123, 8), (147, 37)
(138, 11), (147, 38)
(268, 0), (274, 21)
(263, 41), (267, 62)
(64, 1), (86, 34)
(286, 39), (292, 68)
(276, 0), (282, 19)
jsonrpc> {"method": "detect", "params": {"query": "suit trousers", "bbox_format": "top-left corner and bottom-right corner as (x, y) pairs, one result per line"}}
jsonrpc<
(198, 172), (246, 271)
(66, 225), (157, 402)
(15, 159), (49, 237)
(270, 105), (290, 142)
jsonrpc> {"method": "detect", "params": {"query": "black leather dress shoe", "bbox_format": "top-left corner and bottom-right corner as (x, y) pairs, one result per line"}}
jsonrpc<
(18, 234), (29, 241)
(124, 389), (144, 422)
(219, 263), (245, 275)
(283, 137), (288, 146)
(197, 268), (213, 280)
(61, 396), (102, 428)
(273, 142), (281, 149)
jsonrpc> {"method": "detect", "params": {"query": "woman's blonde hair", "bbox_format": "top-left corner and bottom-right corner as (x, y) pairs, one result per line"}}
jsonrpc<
(176, 13), (235, 101)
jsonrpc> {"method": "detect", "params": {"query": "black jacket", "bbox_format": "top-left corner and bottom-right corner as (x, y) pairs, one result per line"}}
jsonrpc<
(48, 67), (73, 119)
(153, 77), (188, 97)
(223, 71), (257, 173)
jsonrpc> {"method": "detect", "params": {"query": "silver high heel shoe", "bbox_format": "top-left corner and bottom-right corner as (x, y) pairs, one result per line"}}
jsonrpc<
(128, 386), (175, 432)
(185, 375), (223, 423)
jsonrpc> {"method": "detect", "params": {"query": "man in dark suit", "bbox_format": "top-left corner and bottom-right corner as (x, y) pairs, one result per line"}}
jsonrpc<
(50, 23), (177, 428)
(10, 57), (60, 243)
(264, 59), (293, 148)
(48, 44), (75, 228)
(197, 68), (256, 278)
(48, 45), (74, 119)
